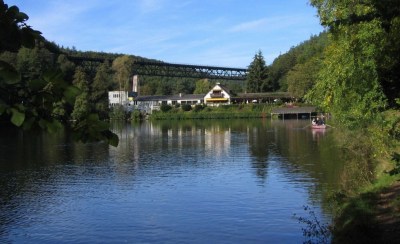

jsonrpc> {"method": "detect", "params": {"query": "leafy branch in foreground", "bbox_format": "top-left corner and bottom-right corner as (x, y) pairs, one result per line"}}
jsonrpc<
(294, 205), (332, 244)
(0, 1), (118, 146)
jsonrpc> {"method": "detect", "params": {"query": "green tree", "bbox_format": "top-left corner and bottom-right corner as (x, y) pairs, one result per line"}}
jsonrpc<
(0, 1), (118, 146)
(246, 50), (268, 92)
(267, 51), (296, 91)
(287, 57), (321, 99)
(57, 54), (75, 81)
(193, 79), (211, 94)
(91, 61), (112, 118)
(71, 67), (89, 121)
(307, 0), (390, 127)
(16, 46), (53, 79)
(155, 79), (172, 95)
(140, 83), (154, 95)
(173, 79), (195, 94)
(112, 55), (133, 92)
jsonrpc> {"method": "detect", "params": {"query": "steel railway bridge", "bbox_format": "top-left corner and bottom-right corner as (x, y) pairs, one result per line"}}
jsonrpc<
(67, 56), (248, 80)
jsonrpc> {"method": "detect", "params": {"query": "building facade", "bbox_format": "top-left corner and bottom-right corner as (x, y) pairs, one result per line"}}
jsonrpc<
(108, 91), (129, 107)
(204, 83), (231, 106)
(108, 83), (293, 113)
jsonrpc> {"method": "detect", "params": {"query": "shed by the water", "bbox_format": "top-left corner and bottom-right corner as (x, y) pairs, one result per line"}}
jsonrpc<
(271, 106), (317, 119)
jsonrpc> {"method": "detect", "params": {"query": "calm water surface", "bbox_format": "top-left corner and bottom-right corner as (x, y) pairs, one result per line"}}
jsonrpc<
(0, 119), (344, 243)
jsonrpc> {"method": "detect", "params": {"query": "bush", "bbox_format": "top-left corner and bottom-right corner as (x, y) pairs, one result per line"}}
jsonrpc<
(181, 104), (192, 111)
(160, 104), (172, 112)
(131, 110), (143, 121)
(109, 105), (127, 120)
(193, 104), (205, 112)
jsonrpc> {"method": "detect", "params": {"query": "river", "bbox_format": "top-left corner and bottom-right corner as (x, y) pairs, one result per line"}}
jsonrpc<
(0, 119), (344, 243)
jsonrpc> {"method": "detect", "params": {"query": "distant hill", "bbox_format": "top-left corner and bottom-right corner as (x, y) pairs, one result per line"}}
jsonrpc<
(266, 31), (328, 94)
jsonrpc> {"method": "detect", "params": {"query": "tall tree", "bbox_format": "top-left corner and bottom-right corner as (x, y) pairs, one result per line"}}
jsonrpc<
(71, 67), (89, 121)
(112, 55), (133, 92)
(287, 57), (321, 99)
(246, 51), (268, 92)
(91, 61), (112, 118)
(307, 0), (393, 126)
(57, 54), (75, 82)
(193, 79), (211, 94)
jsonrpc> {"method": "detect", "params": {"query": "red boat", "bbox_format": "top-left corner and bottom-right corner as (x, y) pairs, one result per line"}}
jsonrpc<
(312, 124), (326, 129)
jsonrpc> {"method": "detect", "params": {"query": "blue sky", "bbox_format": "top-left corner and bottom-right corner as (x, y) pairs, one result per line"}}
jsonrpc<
(6, 0), (323, 67)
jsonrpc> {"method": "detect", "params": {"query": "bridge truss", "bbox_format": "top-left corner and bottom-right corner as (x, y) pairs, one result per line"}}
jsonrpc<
(67, 56), (247, 80)
(132, 61), (247, 80)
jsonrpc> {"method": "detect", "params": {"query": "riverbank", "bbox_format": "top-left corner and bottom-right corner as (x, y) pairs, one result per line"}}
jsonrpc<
(332, 175), (400, 243)
(149, 104), (274, 120)
(330, 109), (400, 243)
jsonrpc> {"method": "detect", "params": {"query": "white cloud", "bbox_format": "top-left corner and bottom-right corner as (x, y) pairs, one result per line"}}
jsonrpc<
(228, 15), (311, 34)
(228, 18), (269, 33)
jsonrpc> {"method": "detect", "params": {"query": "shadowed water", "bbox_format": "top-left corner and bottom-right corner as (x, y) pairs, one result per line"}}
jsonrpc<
(0, 119), (343, 243)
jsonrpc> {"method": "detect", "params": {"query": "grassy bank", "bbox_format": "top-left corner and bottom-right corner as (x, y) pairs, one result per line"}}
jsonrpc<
(150, 104), (273, 120)
(328, 109), (400, 243)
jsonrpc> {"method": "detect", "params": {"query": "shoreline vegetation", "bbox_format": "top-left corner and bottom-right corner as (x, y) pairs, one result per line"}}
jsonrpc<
(109, 104), (285, 121)
(328, 109), (400, 244)
(150, 104), (273, 120)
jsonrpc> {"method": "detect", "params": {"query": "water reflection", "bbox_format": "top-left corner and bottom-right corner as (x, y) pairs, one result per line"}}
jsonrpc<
(111, 119), (343, 196)
(0, 120), (345, 243)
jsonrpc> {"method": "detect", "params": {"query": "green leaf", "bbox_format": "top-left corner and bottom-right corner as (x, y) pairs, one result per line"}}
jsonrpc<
(10, 108), (25, 127)
(6, 6), (20, 19)
(0, 61), (20, 84)
(63, 86), (81, 105)
(16, 11), (29, 22)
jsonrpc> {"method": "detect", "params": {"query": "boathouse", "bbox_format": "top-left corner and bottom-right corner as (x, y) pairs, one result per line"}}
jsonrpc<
(271, 106), (317, 119)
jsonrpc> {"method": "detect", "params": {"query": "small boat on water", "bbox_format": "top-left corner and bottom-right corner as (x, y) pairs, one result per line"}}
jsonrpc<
(312, 124), (326, 129)
(311, 117), (327, 129)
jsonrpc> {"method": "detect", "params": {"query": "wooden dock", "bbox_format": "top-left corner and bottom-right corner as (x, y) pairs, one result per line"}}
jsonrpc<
(271, 106), (317, 119)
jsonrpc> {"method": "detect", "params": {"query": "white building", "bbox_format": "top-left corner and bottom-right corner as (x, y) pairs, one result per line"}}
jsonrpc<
(204, 83), (231, 106)
(108, 91), (129, 107)
(133, 94), (204, 113)
(108, 83), (233, 113)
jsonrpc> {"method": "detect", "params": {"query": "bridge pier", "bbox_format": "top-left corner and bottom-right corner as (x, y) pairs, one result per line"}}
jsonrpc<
(132, 75), (139, 95)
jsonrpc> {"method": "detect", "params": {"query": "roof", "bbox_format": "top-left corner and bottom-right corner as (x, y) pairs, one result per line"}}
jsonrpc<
(235, 92), (292, 99)
(271, 106), (316, 114)
(212, 83), (232, 96)
(135, 94), (205, 101)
